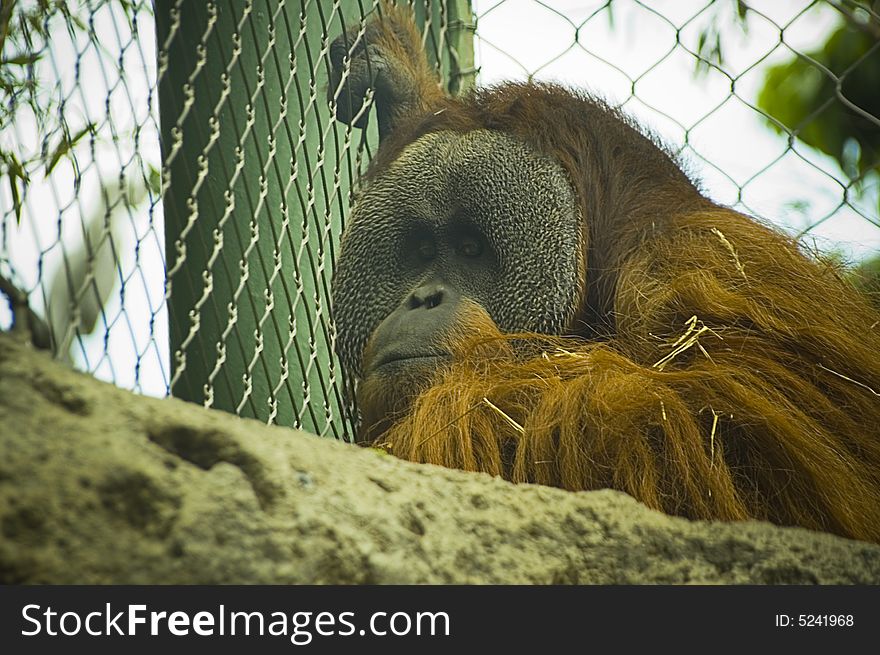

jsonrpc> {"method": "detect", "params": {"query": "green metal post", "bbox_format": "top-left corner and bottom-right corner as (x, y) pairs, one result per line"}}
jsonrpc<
(157, 1), (473, 438)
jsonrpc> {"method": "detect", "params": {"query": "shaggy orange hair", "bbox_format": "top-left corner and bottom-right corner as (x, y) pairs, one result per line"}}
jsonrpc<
(345, 4), (880, 544)
(367, 210), (880, 543)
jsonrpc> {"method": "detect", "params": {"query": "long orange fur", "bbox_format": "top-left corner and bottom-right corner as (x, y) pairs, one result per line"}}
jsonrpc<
(353, 6), (880, 543)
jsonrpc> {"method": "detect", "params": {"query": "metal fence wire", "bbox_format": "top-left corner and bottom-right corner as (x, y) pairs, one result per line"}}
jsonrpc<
(1, 0), (878, 441)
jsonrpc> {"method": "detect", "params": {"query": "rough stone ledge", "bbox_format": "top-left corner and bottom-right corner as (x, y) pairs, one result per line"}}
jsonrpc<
(1, 334), (878, 584)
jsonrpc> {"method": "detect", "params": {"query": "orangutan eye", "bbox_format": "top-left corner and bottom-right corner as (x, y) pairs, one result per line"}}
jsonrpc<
(457, 235), (483, 258)
(416, 239), (437, 261)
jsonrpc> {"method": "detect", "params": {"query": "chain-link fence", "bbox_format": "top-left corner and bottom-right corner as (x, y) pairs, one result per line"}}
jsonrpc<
(476, 1), (880, 259)
(2, 0), (878, 440)
(0, 0), (472, 441)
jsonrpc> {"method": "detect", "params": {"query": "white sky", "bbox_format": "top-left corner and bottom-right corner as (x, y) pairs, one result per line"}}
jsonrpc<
(473, 0), (880, 259)
(0, 3), (167, 394)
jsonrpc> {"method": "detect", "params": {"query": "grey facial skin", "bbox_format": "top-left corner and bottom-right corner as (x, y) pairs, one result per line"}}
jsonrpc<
(332, 129), (582, 384)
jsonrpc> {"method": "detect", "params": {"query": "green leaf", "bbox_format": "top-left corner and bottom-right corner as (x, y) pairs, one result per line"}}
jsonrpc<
(3, 153), (28, 224)
(44, 122), (95, 175)
(147, 164), (162, 195)
(757, 21), (880, 181)
(1, 52), (42, 66)
(9, 175), (22, 224)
